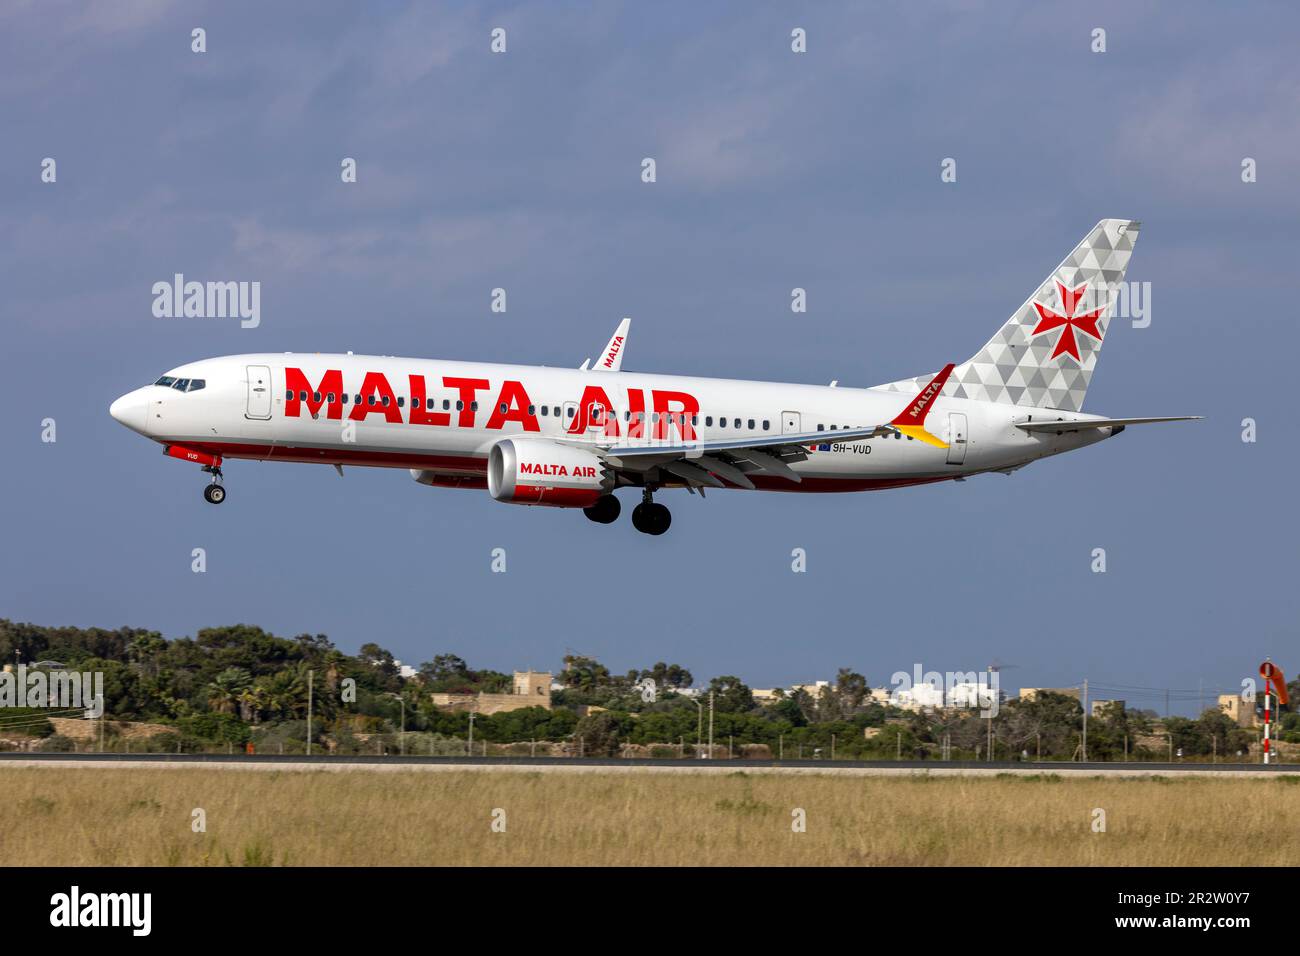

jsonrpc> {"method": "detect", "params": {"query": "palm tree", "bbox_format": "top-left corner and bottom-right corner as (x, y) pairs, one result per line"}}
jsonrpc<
(206, 667), (252, 714)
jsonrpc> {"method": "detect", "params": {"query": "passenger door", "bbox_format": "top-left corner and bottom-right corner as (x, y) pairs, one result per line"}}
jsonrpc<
(946, 413), (968, 464)
(246, 366), (272, 420)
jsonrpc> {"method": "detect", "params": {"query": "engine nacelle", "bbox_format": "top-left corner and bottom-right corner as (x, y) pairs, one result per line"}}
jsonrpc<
(488, 438), (612, 508)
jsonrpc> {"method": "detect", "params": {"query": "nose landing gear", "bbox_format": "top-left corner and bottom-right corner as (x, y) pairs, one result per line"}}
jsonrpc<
(631, 488), (671, 536)
(202, 464), (226, 505)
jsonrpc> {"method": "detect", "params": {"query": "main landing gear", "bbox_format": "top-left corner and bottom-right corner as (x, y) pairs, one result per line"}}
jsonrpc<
(202, 464), (226, 505)
(583, 494), (621, 525)
(630, 488), (671, 536)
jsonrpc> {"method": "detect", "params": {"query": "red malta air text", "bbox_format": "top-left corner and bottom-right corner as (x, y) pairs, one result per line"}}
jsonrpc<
(521, 463), (598, 478)
(284, 367), (699, 440)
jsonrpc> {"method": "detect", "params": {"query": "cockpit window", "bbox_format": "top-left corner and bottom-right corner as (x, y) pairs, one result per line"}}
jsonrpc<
(154, 376), (205, 392)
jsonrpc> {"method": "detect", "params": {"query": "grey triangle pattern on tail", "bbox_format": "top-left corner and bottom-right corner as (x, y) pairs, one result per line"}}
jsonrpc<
(875, 219), (1140, 413)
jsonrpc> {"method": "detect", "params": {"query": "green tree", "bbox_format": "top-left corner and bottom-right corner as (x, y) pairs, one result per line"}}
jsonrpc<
(707, 676), (754, 713)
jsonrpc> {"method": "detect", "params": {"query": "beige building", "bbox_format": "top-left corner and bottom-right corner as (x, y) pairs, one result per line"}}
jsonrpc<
(1019, 687), (1081, 702)
(1219, 693), (1259, 728)
(1091, 699), (1125, 717)
(431, 670), (552, 715)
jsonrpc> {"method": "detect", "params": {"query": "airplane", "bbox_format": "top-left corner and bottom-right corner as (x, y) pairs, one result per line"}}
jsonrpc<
(110, 219), (1198, 535)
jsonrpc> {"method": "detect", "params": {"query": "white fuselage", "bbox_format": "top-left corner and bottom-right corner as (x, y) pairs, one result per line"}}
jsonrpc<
(109, 353), (1116, 493)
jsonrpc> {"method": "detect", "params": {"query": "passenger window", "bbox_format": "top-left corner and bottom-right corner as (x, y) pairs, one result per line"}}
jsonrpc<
(286, 389), (293, 400)
(367, 395), (376, 406)
(354, 395), (361, 404)
(527, 405), (535, 415)
(427, 398), (435, 410)
(719, 418), (726, 428)
(762, 420), (769, 430)
(300, 391), (308, 401)
(442, 399), (450, 410)
(748, 419), (755, 430)
(397, 397), (405, 408)
(456, 400), (464, 411)
(733, 418), (740, 428)
(554, 407), (561, 418)
(342, 394), (349, 404)
(313, 392), (321, 403)
(471, 401), (478, 411)
(326, 392), (335, 403)
(566, 407), (575, 418)
(500, 403), (508, 414)
(692, 415), (699, 426)
(706, 416), (713, 426)
(541, 405), (549, 416)
(382, 396), (390, 407)
(817, 424), (824, 431)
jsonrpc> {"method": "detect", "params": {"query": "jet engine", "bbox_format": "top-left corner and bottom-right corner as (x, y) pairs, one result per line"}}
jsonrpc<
(487, 438), (613, 507)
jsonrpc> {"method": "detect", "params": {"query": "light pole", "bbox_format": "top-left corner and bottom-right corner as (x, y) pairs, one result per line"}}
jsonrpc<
(985, 665), (993, 762)
(686, 694), (703, 757)
(386, 693), (406, 755)
(1081, 678), (1089, 762)
(306, 670), (313, 756)
(707, 691), (715, 759)
(467, 712), (476, 756)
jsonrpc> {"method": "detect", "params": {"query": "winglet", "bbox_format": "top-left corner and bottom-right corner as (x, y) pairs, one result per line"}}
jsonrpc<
(592, 317), (631, 372)
(890, 363), (955, 448)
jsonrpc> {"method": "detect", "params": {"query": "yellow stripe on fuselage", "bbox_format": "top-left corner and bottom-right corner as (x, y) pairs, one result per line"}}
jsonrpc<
(893, 425), (948, 448)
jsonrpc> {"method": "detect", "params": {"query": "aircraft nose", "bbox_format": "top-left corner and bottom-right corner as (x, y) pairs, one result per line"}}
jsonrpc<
(109, 388), (150, 434)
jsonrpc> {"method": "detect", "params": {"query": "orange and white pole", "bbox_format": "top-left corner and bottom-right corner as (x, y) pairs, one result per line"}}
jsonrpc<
(1263, 675), (1272, 765)
(1259, 661), (1288, 766)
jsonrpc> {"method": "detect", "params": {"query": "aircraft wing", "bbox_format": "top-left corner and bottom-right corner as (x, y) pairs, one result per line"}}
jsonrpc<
(1016, 416), (1202, 433)
(595, 426), (889, 487)
(576, 363), (956, 489)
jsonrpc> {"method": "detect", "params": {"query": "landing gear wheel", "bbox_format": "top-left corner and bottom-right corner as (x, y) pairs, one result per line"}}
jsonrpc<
(584, 495), (621, 524)
(203, 484), (226, 505)
(631, 501), (671, 535)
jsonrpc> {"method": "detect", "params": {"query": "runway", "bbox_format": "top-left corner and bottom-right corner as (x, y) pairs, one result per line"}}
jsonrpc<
(0, 753), (1293, 777)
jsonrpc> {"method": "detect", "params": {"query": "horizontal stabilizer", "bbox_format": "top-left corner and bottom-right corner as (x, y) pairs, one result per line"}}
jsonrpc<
(1016, 416), (1202, 433)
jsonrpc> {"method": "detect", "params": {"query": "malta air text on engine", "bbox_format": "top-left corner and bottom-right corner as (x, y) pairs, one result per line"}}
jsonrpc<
(521, 462), (598, 478)
(284, 367), (700, 439)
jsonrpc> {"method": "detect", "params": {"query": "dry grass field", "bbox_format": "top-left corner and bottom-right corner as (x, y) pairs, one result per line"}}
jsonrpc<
(2, 767), (1297, 866)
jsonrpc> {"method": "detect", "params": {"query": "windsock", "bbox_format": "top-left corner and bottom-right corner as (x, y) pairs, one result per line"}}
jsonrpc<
(1260, 661), (1288, 706)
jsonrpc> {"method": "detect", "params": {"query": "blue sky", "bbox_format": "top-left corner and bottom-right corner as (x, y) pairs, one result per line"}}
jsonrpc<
(2, 1), (1297, 713)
